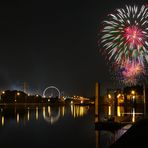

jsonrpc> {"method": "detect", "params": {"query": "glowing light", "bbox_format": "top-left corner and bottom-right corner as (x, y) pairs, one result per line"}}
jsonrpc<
(131, 90), (135, 95)
(108, 106), (111, 116)
(43, 107), (46, 119)
(27, 109), (30, 121)
(17, 92), (20, 96)
(36, 107), (38, 120)
(48, 106), (51, 116)
(132, 95), (136, 99)
(1, 116), (4, 126)
(61, 106), (65, 116)
(2, 91), (5, 94)
(17, 113), (20, 123)
(71, 104), (74, 115)
(100, 5), (148, 66)
(72, 106), (89, 118)
(108, 94), (112, 99)
(132, 108), (136, 122)
(117, 94), (121, 98)
(117, 106), (121, 117)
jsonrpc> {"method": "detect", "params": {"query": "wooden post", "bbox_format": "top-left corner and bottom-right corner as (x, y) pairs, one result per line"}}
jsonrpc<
(95, 82), (100, 148)
(143, 83), (146, 115)
(114, 92), (117, 117)
(124, 93), (128, 115)
(95, 82), (100, 123)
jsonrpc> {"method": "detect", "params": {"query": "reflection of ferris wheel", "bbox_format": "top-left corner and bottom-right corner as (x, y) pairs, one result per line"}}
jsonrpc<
(44, 107), (60, 124)
(43, 86), (61, 98)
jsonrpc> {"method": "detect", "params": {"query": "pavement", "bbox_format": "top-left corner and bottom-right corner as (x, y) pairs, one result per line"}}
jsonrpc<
(110, 117), (148, 147)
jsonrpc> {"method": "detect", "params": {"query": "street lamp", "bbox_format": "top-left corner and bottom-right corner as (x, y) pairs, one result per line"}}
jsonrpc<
(131, 90), (135, 95)
(17, 92), (20, 96)
(131, 90), (136, 105)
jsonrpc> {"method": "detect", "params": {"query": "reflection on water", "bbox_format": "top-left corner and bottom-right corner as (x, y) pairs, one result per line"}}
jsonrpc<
(27, 109), (29, 121)
(0, 104), (144, 148)
(132, 108), (135, 123)
(105, 105), (143, 123)
(71, 105), (89, 118)
(0, 105), (90, 126)
(1, 116), (4, 126)
(17, 113), (19, 123)
(95, 105), (144, 148)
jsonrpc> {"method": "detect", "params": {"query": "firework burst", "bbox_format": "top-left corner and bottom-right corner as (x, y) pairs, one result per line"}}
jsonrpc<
(113, 60), (145, 85)
(101, 5), (148, 66)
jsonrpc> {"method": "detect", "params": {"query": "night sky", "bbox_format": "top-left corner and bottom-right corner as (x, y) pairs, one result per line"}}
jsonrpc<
(0, 0), (147, 96)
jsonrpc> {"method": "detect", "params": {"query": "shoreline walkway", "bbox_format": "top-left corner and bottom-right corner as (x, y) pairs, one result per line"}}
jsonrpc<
(110, 117), (148, 147)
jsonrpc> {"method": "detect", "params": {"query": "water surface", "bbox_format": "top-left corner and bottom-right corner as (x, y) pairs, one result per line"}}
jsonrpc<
(0, 104), (142, 148)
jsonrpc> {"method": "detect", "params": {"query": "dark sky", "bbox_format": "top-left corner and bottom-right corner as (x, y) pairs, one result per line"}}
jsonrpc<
(0, 0), (147, 96)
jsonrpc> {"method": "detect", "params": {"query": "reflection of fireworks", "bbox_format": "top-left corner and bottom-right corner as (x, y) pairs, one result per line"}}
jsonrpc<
(101, 5), (148, 66)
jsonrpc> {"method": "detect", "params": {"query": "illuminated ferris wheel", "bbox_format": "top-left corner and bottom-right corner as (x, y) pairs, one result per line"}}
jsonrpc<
(42, 86), (61, 98)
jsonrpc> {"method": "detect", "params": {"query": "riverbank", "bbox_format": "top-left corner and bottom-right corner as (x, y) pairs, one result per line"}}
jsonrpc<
(110, 116), (148, 147)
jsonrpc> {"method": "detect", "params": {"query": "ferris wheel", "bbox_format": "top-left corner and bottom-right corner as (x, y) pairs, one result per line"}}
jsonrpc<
(42, 86), (61, 98)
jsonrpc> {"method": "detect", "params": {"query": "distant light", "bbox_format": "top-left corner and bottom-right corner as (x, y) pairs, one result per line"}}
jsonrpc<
(36, 95), (39, 97)
(117, 106), (121, 117)
(108, 94), (111, 99)
(48, 99), (50, 102)
(2, 116), (4, 126)
(131, 90), (135, 95)
(132, 108), (136, 123)
(132, 95), (136, 99)
(17, 92), (20, 96)
(36, 107), (39, 120)
(108, 106), (111, 116)
(2, 91), (5, 94)
(17, 113), (20, 123)
(117, 94), (121, 98)
(80, 100), (83, 104)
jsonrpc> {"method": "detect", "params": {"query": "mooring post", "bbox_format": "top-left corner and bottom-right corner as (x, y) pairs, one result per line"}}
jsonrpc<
(143, 83), (146, 115)
(95, 82), (100, 123)
(95, 82), (100, 148)
(114, 92), (118, 117)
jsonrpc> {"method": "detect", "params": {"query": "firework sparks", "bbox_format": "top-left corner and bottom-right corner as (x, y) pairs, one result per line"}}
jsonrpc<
(115, 60), (145, 85)
(101, 5), (148, 66)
